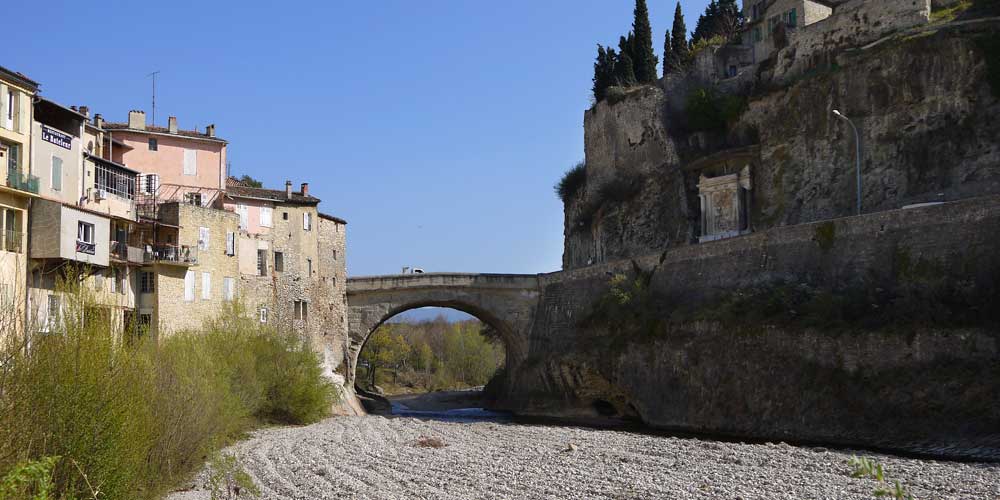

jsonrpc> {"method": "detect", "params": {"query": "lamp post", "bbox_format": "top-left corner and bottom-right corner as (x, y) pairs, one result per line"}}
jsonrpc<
(833, 109), (862, 216)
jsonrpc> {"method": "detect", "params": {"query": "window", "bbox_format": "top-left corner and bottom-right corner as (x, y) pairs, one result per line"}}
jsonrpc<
(4, 90), (16, 130)
(201, 272), (211, 300)
(118, 269), (127, 295)
(294, 300), (308, 322)
(282, 212), (289, 220)
(236, 204), (248, 230)
(77, 222), (94, 244)
(257, 249), (268, 276)
(274, 251), (284, 272)
(303, 212), (312, 231)
(139, 173), (159, 195)
(186, 192), (204, 206)
(307, 258), (312, 276)
(785, 8), (797, 28)
(140, 271), (155, 293)
(259, 307), (268, 324)
(94, 272), (104, 291)
(109, 269), (117, 294)
(226, 232), (235, 256)
(77, 221), (96, 255)
(96, 163), (136, 200)
(768, 16), (780, 37)
(260, 207), (273, 228)
(46, 295), (61, 331)
(753, 27), (763, 43)
(148, 138), (158, 151)
(222, 277), (235, 301)
(51, 156), (62, 191)
(332, 249), (337, 261)
(183, 149), (197, 175)
(199, 227), (210, 250)
(184, 270), (195, 302)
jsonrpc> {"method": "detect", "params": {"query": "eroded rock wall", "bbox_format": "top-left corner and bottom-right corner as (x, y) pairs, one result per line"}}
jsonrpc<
(565, 24), (1000, 270)
(509, 196), (1000, 458)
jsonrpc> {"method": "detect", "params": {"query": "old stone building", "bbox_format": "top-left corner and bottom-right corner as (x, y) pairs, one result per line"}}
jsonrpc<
(223, 178), (348, 372)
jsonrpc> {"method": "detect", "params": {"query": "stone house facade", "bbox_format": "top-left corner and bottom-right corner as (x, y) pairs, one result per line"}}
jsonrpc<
(136, 202), (240, 337)
(224, 179), (349, 372)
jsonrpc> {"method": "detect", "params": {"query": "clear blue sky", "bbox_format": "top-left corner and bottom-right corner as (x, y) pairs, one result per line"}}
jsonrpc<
(8, 0), (710, 277)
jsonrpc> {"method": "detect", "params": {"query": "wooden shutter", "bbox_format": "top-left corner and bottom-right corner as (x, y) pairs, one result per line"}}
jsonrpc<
(184, 271), (195, 302)
(183, 149), (197, 176)
(226, 232), (235, 256)
(51, 156), (62, 191)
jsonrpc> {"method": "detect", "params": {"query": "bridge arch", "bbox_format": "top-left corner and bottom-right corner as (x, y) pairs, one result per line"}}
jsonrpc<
(345, 273), (540, 390)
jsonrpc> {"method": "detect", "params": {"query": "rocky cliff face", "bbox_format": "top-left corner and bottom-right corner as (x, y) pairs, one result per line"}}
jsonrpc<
(565, 23), (1000, 269)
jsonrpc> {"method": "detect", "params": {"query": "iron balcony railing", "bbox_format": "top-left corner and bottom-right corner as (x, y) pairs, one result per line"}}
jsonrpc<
(3, 230), (23, 253)
(6, 168), (39, 194)
(143, 244), (198, 266)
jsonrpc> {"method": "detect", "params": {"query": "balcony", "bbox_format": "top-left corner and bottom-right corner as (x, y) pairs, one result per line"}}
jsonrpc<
(111, 241), (144, 264)
(6, 168), (39, 195)
(2, 230), (23, 253)
(143, 244), (198, 266)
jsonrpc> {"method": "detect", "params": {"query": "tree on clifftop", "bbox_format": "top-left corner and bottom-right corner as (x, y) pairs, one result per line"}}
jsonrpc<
(593, 45), (617, 102)
(663, 28), (673, 77)
(615, 34), (638, 87)
(631, 0), (659, 83)
(670, 2), (690, 70)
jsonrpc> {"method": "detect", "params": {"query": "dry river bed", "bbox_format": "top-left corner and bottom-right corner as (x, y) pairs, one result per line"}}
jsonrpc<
(167, 415), (1000, 500)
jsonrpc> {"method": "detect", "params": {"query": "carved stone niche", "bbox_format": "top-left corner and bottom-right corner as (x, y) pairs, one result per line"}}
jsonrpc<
(698, 165), (752, 243)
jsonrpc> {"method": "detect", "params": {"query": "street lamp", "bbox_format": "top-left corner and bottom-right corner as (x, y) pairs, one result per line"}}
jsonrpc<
(833, 109), (862, 216)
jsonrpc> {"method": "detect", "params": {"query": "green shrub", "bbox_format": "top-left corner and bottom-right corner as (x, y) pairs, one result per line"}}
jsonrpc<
(605, 86), (628, 105)
(0, 278), (334, 499)
(685, 88), (747, 132)
(555, 162), (587, 203)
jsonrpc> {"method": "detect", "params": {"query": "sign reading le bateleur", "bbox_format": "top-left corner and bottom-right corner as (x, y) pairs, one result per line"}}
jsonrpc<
(42, 125), (72, 150)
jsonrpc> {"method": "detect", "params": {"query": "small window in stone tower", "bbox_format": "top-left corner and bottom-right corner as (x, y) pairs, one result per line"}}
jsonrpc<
(274, 251), (284, 272)
(148, 138), (158, 151)
(307, 258), (312, 276)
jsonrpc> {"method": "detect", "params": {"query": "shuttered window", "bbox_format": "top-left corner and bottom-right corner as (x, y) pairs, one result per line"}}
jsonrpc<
(183, 149), (197, 176)
(225, 232), (235, 256)
(222, 277), (234, 301)
(51, 156), (62, 191)
(199, 227), (210, 250)
(303, 212), (311, 231)
(184, 271), (195, 302)
(260, 207), (273, 228)
(201, 272), (211, 300)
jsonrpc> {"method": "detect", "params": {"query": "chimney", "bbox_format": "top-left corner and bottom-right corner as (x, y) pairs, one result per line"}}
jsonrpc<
(79, 106), (90, 118)
(206, 124), (215, 137)
(301, 183), (309, 197)
(168, 116), (178, 134)
(128, 110), (146, 130)
(94, 114), (104, 129)
(285, 180), (292, 199)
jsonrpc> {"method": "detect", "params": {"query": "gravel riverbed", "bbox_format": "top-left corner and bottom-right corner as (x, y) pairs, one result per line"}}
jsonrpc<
(167, 416), (1000, 500)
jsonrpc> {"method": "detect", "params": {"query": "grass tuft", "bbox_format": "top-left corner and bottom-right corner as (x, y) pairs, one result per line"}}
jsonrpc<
(555, 162), (587, 203)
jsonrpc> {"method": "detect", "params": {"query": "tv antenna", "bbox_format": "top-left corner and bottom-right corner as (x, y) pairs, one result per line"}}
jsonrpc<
(146, 71), (161, 126)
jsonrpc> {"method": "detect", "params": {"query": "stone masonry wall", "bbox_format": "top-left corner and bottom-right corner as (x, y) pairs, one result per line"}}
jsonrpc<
(507, 196), (1000, 459)
(769, 0), (932, 84)
(153, 203), (239, 337)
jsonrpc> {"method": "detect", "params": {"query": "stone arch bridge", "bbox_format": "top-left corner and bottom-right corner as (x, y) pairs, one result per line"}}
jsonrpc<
(345, 273), (541, 387)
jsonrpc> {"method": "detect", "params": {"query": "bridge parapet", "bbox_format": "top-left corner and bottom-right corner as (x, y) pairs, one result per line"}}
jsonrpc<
(347, 273), (540, 293)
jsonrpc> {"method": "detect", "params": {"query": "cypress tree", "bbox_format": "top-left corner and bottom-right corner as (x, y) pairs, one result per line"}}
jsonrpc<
(631, 0), (659, 83)
(663, 28), (673, 78)
(616, 35), (638, 87)
(592, 45), (617, 102)
(670, 2), (689, 70)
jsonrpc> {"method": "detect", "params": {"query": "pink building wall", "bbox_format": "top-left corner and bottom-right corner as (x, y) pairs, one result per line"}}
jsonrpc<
(115, 131), (226, 192)
(223, 198), (274, 235)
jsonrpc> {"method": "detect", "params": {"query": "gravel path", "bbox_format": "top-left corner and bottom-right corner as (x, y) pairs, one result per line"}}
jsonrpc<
(167, 416), (1000, 500)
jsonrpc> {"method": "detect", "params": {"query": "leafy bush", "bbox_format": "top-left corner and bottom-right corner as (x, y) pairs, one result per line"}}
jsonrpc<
(685, 88), (747, 132)
(605, 86), (629, 105)
(555, 162), (587, 203)
(0, 278), (334, 499)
